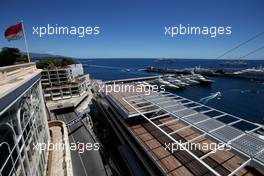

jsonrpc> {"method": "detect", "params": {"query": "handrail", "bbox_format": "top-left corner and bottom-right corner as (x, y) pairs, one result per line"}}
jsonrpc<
(0, 63), (37, 84)
(0, 63), (36, 72)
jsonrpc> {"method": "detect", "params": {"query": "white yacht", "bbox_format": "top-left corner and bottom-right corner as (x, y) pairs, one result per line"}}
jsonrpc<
(170, 79), (189, 87)
(191, 71), (214, 84)
(234, 66), (264, 80)
(178, 75), (199, 85)
(154, 78), (179, 90)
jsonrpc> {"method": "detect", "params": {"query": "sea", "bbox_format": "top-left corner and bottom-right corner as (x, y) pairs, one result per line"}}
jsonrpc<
(78, 59), (264, 125)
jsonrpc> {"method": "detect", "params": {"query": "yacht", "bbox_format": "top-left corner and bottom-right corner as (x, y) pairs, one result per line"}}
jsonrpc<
(170, 79), (188, 87)
(191, 71), (214, 84)
(154, 78), (179, 90)
(178, 75), (199, 85)
(220, 60), (247, 67)
(194, 65), (214, 75)
(233, 66), (264, 80)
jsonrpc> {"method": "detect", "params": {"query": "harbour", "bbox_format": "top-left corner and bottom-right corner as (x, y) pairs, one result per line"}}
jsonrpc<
(144, 65), (264, 81)
(82, 59), (264, 125)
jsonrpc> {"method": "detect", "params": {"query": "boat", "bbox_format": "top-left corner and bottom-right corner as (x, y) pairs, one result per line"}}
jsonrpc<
(165, 77), (188, 87)
(171, 80), (187, 87)
(154, 78), (179, 90)
(185, 77), (199, 85)
(154, 58), (176, 63)
(194, 65), (214, 75)
(233, 66), (264, 80)
(191, 72), (214, 84)
(177, 76), (199, 85)
(220, 60), (247, 67)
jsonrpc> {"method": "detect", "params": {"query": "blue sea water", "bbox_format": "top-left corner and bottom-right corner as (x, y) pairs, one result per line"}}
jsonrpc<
(78, 59), (264, 125)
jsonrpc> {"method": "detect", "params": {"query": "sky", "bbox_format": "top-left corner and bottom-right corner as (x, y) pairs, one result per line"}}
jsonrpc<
(0, 0), (264, 59)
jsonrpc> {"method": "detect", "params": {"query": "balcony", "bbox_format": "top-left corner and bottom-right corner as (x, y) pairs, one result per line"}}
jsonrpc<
(0, 63), (41, 98)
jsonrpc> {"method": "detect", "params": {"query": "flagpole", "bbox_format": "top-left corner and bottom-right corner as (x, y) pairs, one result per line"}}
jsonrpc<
(21, 20), (30, 63)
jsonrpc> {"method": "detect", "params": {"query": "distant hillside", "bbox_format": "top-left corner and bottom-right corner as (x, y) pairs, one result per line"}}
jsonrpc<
(22, 52), (66, 59)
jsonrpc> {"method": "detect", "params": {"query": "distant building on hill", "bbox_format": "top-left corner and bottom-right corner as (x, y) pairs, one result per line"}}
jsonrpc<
(40, 63), (90, 102)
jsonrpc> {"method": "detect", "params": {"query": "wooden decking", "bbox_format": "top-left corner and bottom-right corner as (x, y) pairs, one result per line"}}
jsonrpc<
(129, 118), (261, 176)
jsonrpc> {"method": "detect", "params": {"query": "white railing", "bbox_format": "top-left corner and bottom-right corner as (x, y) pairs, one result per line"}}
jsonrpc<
(0, 63), (37, 85)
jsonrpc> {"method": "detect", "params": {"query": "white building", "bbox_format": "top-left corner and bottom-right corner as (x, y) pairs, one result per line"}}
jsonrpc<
(41, 64), (90, 101)
(41, 64), (84, 86)
(0, 63), (49, 176)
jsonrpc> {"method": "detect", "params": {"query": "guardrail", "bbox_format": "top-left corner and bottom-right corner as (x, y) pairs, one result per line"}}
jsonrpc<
(0, 63), (37, 85)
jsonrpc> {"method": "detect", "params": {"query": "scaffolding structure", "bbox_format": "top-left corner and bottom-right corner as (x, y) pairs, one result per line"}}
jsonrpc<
(122, 91), (264, 176)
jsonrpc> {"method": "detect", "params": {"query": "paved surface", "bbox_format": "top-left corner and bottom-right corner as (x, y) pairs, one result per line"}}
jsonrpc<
(56, 112), (107, 176)
(47, 91), (90, 110)
(49, 126), (65, 176)
(75, 91), (93, 114)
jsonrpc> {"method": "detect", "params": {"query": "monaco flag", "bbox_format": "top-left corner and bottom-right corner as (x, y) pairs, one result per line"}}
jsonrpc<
(4, 23), (23, 41)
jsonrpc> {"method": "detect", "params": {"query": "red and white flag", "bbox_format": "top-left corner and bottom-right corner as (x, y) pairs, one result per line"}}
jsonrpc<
(4, 23), (23, 41)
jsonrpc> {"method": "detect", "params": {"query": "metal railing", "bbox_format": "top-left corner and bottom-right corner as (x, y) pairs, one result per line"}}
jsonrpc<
(122, 91), (264, 175)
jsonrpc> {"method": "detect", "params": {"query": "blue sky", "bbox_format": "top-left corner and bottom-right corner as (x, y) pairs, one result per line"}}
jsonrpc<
(0, 0), (264, 59)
